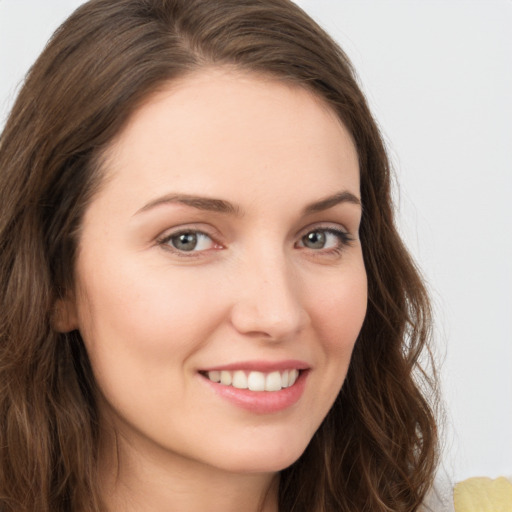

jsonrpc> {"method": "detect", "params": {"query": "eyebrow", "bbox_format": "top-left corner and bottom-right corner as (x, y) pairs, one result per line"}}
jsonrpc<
(135, 193), (242, 217)
(302, 190), (361, 214)
(134, 190), (361, 217)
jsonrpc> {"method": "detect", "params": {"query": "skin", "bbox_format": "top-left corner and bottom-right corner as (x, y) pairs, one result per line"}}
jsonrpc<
(59, 68), (367, 512)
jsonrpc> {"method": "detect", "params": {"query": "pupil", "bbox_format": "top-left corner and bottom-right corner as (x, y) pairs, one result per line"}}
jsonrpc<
(173, 232), (197, 251)
(305, 231), (325, 249)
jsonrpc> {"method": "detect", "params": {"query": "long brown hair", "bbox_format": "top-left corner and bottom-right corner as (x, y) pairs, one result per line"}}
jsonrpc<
(0, 1), (439, 510)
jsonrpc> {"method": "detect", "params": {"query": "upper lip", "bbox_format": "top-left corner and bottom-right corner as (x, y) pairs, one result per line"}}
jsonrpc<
(199, 359), (310, 373)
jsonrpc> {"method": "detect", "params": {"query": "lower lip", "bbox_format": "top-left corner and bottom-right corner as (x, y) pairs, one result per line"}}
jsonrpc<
(201, 371), (309, 414)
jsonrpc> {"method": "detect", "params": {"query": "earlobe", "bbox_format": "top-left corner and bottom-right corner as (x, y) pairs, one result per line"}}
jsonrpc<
(52, 296), (79, 333)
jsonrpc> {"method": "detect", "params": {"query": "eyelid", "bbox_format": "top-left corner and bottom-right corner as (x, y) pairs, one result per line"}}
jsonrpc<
(154, 222), (355, 259)
(156, 225), (224, 255)
(156, 222), (220, 241)
(295, 224), (355, 252)
(296, 222), (353, 240)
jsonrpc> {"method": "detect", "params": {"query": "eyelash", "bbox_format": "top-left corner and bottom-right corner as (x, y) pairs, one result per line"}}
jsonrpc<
(296, 227), (354, 256)
(157, 226), (354, 257)
(157, 229), (220, 257)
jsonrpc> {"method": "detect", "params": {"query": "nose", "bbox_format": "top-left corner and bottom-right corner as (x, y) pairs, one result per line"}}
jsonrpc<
(229, 250), (310, 341)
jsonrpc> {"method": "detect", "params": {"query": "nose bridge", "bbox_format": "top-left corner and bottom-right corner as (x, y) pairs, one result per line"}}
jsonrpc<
(229, 243), (308, 340)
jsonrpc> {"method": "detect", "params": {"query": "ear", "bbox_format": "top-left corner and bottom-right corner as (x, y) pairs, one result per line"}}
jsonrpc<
(52, 295), (79, 333)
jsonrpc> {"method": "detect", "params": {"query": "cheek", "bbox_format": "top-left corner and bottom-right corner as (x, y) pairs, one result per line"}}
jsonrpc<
(73, 256), (228, 434)
(287, 260), (367, 441)
(74, 254), (225, 370)
(307, 258), (367, 404)
(310, 261), (368, 353)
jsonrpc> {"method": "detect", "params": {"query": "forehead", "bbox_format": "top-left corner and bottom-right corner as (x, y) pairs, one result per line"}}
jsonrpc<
(96, 67), (359, 213)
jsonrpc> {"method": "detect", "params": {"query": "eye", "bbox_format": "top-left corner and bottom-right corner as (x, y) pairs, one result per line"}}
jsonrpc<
(161, 230), (216, 253)
(297, 228), (352, 251)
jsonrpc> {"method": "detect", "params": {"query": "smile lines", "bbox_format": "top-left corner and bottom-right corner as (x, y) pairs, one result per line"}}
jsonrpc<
(204, 369), (300, 392)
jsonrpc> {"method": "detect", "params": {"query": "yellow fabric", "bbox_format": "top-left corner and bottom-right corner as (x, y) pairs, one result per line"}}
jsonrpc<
(454, 477), (512, 512)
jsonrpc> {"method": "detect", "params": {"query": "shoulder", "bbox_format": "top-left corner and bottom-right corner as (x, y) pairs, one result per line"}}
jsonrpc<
(452, 476), (512, 511)
(421, 475), (512, 512)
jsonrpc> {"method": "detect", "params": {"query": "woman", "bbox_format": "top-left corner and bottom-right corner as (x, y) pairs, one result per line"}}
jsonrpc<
(0, 0), (439, 510)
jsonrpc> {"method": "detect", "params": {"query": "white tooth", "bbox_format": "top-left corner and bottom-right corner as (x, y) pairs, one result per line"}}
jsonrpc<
(281, 370), (289, 388)
(220, 371), (232, 386)
(208, 370), (221, 383)
(288, 369), (299, 386)
(247, 371), (265, 391)
(265, 371), (282, 391)
(232, 370), (248, 389)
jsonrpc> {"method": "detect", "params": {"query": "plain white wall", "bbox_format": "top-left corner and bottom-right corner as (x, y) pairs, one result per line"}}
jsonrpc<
(1, 0), (511, 484)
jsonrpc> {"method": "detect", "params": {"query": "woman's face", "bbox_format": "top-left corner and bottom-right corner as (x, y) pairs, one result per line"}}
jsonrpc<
(64, 69), (367, 475)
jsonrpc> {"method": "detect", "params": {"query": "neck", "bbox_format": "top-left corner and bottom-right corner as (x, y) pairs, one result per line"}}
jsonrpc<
(97, 426), (280, 512)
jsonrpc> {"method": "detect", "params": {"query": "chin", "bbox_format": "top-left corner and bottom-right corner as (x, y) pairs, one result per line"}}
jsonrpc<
(208, 432), (312, 475)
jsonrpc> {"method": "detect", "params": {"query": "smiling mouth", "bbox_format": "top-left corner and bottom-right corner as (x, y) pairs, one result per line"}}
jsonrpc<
(201, 369), (300, 392)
